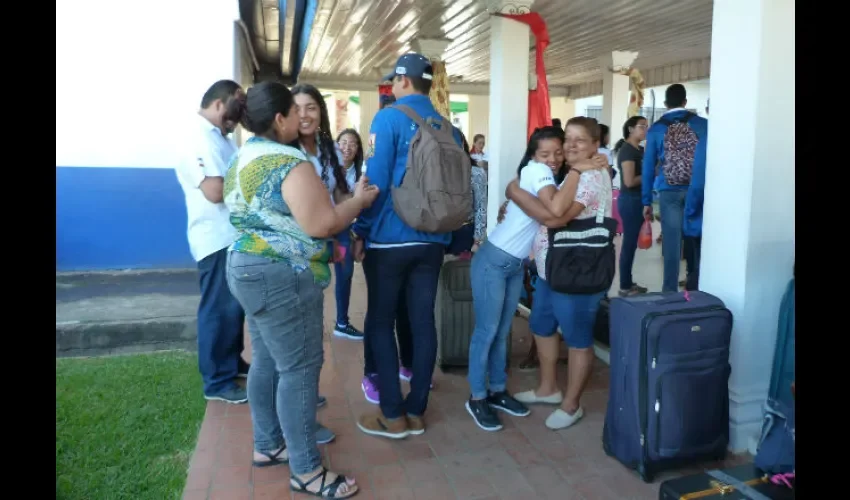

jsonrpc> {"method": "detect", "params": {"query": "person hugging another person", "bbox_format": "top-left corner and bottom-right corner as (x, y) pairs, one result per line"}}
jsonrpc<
(465, 126), (606, 432)
(507, 117), (613, 430)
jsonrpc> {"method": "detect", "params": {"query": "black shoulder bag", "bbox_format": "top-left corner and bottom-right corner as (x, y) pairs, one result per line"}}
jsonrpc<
(544, 199), (618, 294)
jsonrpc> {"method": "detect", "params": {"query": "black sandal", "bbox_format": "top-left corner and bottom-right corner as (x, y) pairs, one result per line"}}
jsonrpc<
(251, 446), (288, 467)
(290, 467), (358, 499)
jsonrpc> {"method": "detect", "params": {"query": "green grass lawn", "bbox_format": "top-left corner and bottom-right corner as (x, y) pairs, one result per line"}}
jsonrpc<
(56, 350), (206, 500)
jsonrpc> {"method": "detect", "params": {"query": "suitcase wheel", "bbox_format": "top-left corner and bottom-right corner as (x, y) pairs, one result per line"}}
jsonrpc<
(637, 463), (652, 483)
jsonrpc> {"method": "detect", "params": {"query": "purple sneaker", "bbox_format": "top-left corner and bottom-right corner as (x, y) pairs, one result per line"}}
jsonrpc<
(399, 367), (434, 389)
(361, 374), (380, 404)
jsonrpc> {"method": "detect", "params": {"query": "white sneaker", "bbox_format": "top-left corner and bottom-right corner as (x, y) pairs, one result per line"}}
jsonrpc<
(514, 390), (563, 405)
(545, 407), (584, 430)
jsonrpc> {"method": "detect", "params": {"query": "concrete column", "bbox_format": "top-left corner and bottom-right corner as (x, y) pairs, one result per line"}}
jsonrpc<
(702, 0), (795, 452)
(600, 51), (637, 144)
(467, 94), (490, 141)
(564, 98), (576, 120)
(333, 91), (350, 136)
(326, 93), (338, 138)
(485, 0), (533, 233)
(549, 96), (575, 123)
(358, 90), (380, 143)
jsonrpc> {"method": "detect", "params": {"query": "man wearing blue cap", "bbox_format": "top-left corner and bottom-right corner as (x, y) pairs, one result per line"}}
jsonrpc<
(351, 53), (464, 440)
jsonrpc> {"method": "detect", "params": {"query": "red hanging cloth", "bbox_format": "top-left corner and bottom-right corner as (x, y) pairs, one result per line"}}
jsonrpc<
(495, 13), (551, 140)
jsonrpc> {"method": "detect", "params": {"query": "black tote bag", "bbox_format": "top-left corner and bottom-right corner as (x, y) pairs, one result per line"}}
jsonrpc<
(545, 202), (617, 295)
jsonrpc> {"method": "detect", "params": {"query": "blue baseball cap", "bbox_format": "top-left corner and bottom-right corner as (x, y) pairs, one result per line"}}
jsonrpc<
(382, 53), (434, 82)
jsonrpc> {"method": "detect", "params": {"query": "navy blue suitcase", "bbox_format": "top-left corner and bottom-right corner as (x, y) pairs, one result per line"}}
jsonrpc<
(602, 291), (733, 482)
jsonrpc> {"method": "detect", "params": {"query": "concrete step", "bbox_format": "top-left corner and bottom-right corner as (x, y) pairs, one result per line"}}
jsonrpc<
(56, 270), (199, 357)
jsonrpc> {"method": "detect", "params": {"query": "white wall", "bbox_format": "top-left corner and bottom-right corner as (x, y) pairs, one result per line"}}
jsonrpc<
(574, 79), (711, 121)
(56, 0), (240, 168)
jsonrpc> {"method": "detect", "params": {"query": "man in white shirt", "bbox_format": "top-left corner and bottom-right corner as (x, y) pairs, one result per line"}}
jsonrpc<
(175, 80), (248, 404)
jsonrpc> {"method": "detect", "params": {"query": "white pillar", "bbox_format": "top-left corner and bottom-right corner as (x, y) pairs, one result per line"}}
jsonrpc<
(468, 95), (490, 141)
(326, 94), (338, 138)
(486, 0), (533, 233)
(358, 90), (380, 143)
(333, 91), (351, 135)
(702, 0), (795, 452)
(600, 51), (637, 144)
(549, 96), (575, 124)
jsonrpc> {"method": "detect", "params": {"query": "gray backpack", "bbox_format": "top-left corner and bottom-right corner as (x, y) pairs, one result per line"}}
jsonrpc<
(391, 105), (472, 233)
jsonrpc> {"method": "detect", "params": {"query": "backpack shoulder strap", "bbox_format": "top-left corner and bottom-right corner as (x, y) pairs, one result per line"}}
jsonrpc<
(392, 104), (455, 140)
(392, 104), (427, 128)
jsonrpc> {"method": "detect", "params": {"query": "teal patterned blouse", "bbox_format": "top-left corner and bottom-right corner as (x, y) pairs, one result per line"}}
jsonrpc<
(223, 136), (332, 287)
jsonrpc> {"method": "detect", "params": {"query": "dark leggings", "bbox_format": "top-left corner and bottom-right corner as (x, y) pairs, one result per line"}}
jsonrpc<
(617, 189), (644, 290)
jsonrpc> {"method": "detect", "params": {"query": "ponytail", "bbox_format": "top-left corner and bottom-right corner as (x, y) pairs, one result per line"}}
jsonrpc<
(612, 138), (626, 154)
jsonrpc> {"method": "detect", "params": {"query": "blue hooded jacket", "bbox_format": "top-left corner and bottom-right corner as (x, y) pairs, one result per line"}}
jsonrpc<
(641, 109), (709, 237)
(351, 93), (462, 247)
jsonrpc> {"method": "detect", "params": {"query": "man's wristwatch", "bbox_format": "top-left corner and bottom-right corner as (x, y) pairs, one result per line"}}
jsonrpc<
(349, 229), (361, 242)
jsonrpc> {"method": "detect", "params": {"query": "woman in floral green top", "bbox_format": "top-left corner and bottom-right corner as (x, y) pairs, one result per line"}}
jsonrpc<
(224, 81), (378, 499)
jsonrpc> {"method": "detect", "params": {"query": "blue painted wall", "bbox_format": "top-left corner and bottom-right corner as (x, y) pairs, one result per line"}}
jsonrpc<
(56, 167), (195, 271)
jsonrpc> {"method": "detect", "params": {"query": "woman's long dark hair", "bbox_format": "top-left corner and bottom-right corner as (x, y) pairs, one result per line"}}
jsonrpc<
(459, 130), (476, 165)
(612, 115), (647, 154)
(599, 124), (610, 148)
(336, 128), (364, 182)
(290, 84), (350, 195)
(516, 126), (568, 184)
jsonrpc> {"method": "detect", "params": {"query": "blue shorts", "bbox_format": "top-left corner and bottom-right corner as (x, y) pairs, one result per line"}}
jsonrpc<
(528, 278), (606, 349)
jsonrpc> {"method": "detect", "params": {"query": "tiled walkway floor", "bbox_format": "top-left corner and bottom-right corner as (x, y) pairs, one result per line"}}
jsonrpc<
(183, 230), (748, 499)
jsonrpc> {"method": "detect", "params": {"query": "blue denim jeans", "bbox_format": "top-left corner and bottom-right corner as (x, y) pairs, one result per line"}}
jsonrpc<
(362, 243), (444, 418)
(659, 189), (687, 292)
(529, 278), (605, 349)
(197, 248), (245, 395)
(333, 232), (354, 327)
(225, 251), (324, 475)
(363, 287), (413, 375)
(468, 240), (524, 399)
(617, 189), (644, 290)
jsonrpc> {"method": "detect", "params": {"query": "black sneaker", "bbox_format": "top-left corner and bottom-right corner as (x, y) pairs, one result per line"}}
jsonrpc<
(487, 391), (531, 417)
(333, 323), (364, 341)
(204, 386), (248, 404)
(465, 398), (503, 431)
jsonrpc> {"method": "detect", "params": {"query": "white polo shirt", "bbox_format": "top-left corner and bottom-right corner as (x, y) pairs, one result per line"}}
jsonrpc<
(487, 160), (556, 259)
(174, 114), (239, 262)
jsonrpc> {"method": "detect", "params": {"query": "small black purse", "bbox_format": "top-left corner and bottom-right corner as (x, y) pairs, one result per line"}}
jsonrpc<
(545, 201), (617, 295)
